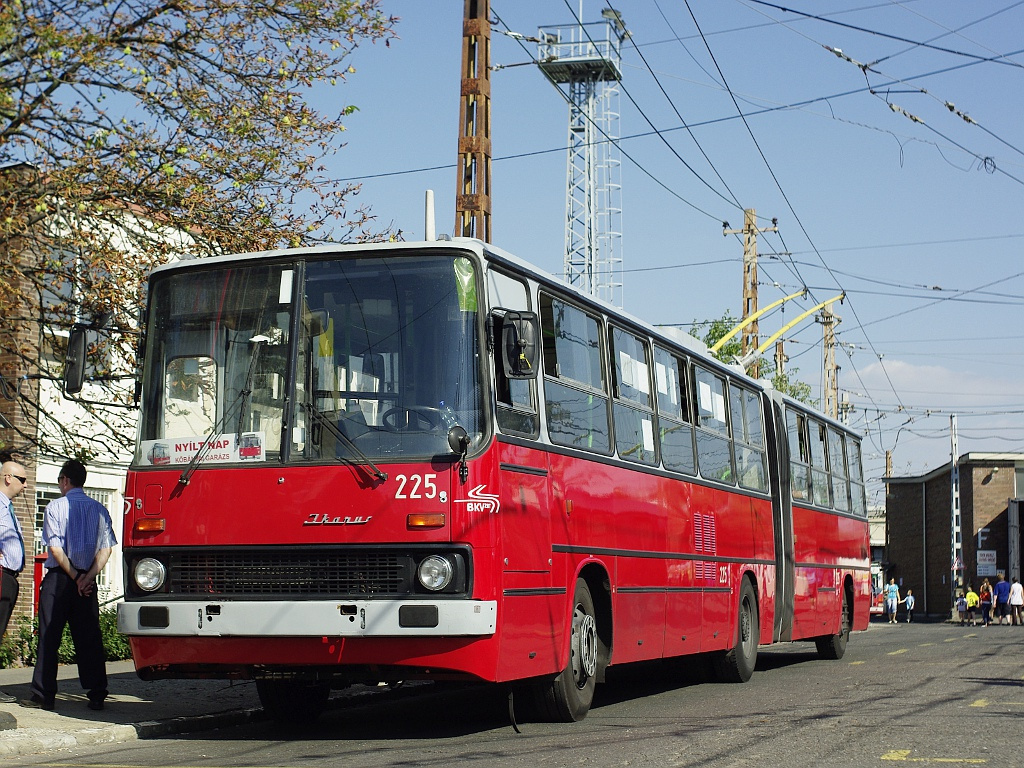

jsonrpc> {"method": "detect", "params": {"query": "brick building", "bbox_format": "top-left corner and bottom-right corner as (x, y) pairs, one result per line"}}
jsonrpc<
(0, 262), (41, 622)
(884, 453), (1024, 618)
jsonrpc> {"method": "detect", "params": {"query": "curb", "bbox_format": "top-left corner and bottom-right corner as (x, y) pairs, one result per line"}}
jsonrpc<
(0, 706), (263, 758)
(0, 682), (425, 758)
(0, 721), (140, 757)
(131, 706), (265, 738)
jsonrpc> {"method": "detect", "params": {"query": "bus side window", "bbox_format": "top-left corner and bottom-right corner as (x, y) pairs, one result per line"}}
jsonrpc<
(693, 364), (734, 483)
(828, 428), (850, 512)
(488, 270), (538, 438)
(787, 409), (810, 501)
(808, 419), (831, 507)
(654, 346), (695, 475)
(730, 384), (767, 492)
(540, 293), (610, 453)
(610, 326), (656, 466)
(848, 438), (868, 517)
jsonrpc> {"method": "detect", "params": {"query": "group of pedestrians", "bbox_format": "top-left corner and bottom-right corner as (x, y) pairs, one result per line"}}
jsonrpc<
(955, 573), (1024, 626)
(0, 456), (116, 710)
(883, 578), (916, 623)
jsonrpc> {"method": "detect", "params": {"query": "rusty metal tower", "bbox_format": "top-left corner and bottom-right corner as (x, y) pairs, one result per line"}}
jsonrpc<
(456, 0), (492, 242)
(538, 7), (626, 306)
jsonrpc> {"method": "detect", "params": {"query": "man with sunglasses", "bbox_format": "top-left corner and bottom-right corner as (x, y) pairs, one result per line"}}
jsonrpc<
(0, 458), (29, 704)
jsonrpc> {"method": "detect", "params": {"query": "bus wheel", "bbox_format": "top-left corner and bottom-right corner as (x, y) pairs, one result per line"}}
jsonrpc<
(713, 578), (759, 683)
(256, 679), (330, 724)
(535, 578), (599, 722)
(816, 587), (852, 660)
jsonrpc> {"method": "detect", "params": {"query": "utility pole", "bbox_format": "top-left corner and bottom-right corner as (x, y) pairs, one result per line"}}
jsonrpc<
(723, 209), (776, 377)
(456, 0), (492, 242)
(950, 414), (962, 603)
(775, 340), (786, 376)
(820, 307), (839, 420)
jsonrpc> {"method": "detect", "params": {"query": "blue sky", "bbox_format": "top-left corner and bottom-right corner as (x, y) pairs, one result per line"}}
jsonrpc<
(330, 0), (1024, 502)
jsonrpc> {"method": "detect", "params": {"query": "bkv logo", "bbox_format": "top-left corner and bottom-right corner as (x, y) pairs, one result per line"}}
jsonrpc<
(454, 485), (500, 515)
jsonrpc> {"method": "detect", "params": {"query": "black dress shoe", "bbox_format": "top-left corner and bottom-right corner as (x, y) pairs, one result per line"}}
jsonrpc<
(87, 698), (104, 711)
(19, 694), (55, 711)
(0, 689), (16, 704)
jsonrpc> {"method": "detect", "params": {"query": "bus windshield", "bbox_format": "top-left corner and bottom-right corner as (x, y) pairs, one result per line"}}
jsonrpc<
(136, 253), (485, 467)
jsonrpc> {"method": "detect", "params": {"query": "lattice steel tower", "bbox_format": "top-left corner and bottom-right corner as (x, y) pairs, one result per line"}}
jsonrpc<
(538, 7), (627, 307)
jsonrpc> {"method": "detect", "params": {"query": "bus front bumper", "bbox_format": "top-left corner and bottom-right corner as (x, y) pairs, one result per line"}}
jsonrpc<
(118, 599), (497, 637)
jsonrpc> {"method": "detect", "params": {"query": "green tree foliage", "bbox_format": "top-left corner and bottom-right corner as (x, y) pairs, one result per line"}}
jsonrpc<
(693, 312), (817, 407)
(0, 1), (396, 460)
(0, 611), (132, 668)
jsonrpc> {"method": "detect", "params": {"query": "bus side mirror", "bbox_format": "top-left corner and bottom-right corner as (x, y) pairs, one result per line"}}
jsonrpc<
(500, 311), (539, 380)
(63, 324), (88, 396)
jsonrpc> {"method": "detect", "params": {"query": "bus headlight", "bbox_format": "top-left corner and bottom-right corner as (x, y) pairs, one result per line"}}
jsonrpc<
(134, 557), (167, 592)
(417, 555), (453, 591)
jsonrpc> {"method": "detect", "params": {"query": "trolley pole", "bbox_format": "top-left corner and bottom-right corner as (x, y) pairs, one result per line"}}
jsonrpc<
(724, 209), (776, 378)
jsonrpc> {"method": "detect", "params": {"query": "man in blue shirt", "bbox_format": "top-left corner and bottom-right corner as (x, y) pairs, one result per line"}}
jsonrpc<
(0, 457), (29, 704)
(22, 459), (116, 711)
(993, 573), (1012, 625)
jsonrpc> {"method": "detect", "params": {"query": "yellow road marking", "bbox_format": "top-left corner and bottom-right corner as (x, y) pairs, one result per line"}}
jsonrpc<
(850, 660), (866, 665)
(970, 699), (988, 707)
(881, 750), (986, 763)
(887, 648), (909, 655)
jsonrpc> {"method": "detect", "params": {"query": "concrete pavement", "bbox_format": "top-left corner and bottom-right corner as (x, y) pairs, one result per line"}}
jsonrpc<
(0, 659), (266, 757)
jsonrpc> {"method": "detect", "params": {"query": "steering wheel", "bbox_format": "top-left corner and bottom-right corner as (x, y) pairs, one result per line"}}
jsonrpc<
(381, 406), (444, 433)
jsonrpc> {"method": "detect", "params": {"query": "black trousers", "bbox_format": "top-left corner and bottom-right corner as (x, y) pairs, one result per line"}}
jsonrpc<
(31, 569), (107, 703)
(0, 568), (19, 636)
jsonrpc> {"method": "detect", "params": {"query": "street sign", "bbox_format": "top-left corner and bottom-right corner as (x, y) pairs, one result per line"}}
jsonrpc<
(977, 549), (997, 577)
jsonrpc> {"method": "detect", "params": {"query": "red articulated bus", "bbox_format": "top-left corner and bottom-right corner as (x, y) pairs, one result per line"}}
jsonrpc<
(116, 239), (870, 724)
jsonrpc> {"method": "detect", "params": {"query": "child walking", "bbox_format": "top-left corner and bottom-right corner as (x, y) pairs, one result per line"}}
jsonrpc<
(903, 589), (915, 623)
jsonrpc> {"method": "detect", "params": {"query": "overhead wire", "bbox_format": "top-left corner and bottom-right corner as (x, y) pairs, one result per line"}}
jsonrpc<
(868, 0), (1024, 67)
(332, 48), (1024, 185)
(745, 0), (1024, 68)
(640, 0), (927, 50)
(821, 48), (1024, 182)
(681, 1), (916, 436)
(736, 1), (1024, 184)
(626, 0), (741, 210)
(862, 269), (1024, 328)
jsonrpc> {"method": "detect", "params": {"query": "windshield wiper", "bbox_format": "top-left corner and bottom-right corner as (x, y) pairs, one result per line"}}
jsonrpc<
(178, 335), (268, 487)
(303, 402), (388, 483)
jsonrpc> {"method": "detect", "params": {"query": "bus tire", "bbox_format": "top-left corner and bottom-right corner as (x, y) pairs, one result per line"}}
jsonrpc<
(535, 577), (599, 722)
(713, 578), (759, 683)
(256, 679), (330, 724)
(816, 586), (852, 660)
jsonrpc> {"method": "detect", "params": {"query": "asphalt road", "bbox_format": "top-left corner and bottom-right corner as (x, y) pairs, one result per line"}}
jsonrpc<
(9, 619), (1024, 768)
